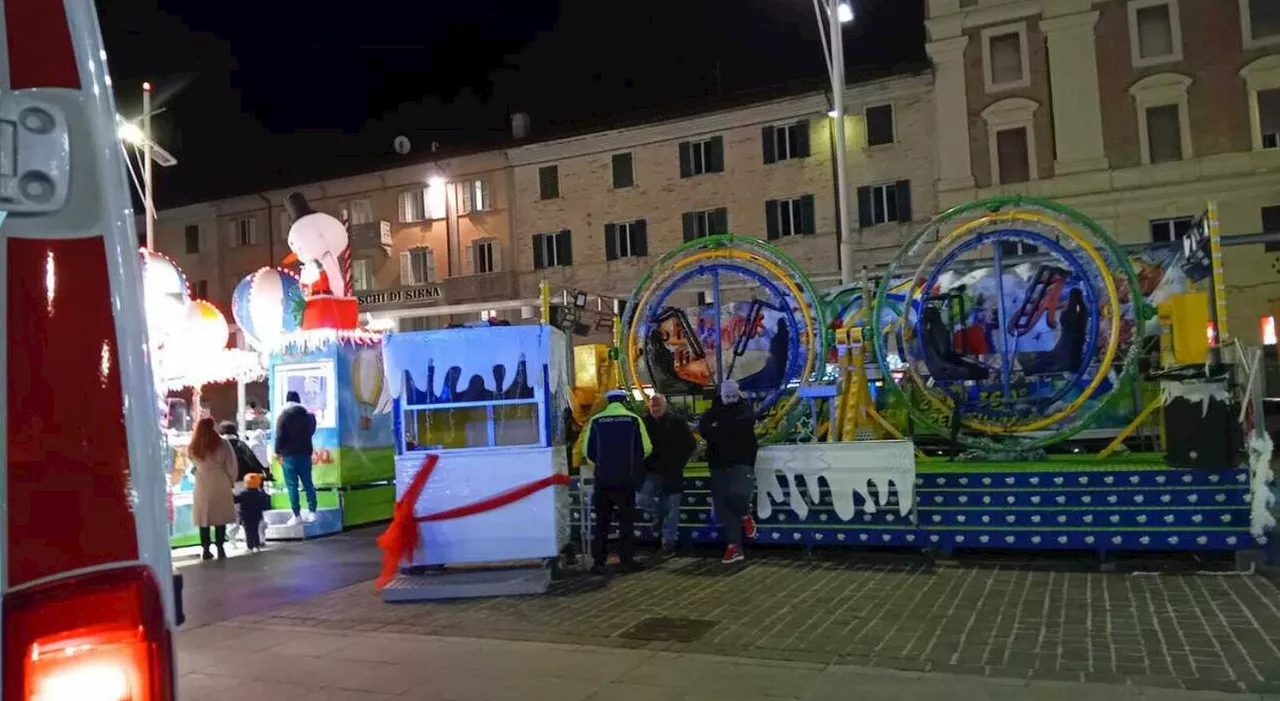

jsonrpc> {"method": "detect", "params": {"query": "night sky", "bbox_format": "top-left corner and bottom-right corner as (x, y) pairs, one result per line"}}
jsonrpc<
(97, 0), (925, 206)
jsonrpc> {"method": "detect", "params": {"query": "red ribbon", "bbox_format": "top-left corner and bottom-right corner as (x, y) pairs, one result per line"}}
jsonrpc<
(375, 453), (570, 590)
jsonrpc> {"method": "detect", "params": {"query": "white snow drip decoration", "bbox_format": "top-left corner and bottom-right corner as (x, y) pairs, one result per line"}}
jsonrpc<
(1248, 430), (1276, 538)
(755, 441), (916, 522)
(1159, 380), (1231, 417)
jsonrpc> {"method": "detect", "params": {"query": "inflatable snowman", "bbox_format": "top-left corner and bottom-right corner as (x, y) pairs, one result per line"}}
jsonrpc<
(282, 192), (360, 330)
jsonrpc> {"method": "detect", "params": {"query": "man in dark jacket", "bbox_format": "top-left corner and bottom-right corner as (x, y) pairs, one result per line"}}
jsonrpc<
(640, 394), (695, 556)
(274, 390), (318, 525)
(582, 389), (652, 574)
(698, 380), (758, 564)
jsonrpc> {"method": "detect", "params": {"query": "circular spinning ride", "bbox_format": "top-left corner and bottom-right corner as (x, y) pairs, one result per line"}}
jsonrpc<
(871, 197), (1145, 453)
(619, 234), (829, 431)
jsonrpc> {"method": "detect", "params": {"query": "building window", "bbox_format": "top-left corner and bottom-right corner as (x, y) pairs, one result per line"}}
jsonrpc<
(998, 241), (1039, 257)
(995, 128), (1032, 185)
(538, 165), (559, 200)
(1149, 216), (1195, 244)
(682, 208), (729, 241)
(398, 190), (427, 223)
(469, 238), (499, 274)
(865, 105), (895, 147)
(856, 181), (913, 227)
(532, 230), (572, 269)
(1128, 73), (1193, 165)
(1146, 104), (1183, 163)
(1262, 205), (1280, 252)
(193, 279), (208, 299)
(399, 247), (437, 285)
(982, 23), (1030, 92)
(612, 153), (634, 188)
(1263, 316), (1277, 346)
(184, 224), (200, 254)
(1241, 0), (1280, 49)
(459, 180), (491, 214)
(679, 136), (725, 177)
(229, 217), (257, 248)
(606, 219), (649, 260)
(1240, 56), (1280, 152)
(1129, 0), (1183, 68)
(352, 258), (375, 291)
(765, 195), (816, 240)
(762, 122), (811, 163)
(343, 198), (374, 226)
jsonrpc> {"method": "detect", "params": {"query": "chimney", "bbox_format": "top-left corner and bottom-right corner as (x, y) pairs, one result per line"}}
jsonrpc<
(511, 112), (530, 140)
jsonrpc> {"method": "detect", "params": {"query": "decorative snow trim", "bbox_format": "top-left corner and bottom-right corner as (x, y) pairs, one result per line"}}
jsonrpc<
(155, 348), (266, 391)
(268, 327), (383, 354)
(1249, 430), (1276, 538)
(755, 441), (916, 521)
(1159, 380), (1231, 417)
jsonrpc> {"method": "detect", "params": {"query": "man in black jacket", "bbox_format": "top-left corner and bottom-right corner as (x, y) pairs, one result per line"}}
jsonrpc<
(640, 394), (696, 556)
(274, 390), (318, 526)
(582, 389), (652, 574)
(698, 380), (758, 564)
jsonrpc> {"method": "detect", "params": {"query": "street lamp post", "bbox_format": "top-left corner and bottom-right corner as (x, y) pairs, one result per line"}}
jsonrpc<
(118, 81), (178, 250)
(824, 0), (856, 286)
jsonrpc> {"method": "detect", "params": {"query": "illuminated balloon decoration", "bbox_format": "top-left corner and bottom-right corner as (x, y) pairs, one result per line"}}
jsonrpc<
(350, 344), (391, 427)
(232, 267), (305, 352)
(139, 249), (189, 348)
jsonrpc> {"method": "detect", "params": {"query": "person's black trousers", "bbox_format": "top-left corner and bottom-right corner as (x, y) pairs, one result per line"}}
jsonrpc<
(592, 487), (636, 566)
(198, 525), (226, 549)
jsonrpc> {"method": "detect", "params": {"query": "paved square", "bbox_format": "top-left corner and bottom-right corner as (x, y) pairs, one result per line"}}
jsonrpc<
(229, 553), (1280, 694)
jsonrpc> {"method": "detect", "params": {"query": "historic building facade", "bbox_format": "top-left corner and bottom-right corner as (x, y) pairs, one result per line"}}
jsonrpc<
(926, 0), (1280, 343)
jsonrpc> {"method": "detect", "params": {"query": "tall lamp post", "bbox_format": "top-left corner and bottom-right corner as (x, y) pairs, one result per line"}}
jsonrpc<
(812, 0), (855, 285)
(118, 81), (178, 250)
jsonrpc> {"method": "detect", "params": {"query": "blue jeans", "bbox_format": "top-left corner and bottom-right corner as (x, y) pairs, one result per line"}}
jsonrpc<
(281, 454), (317, 516)
(710, 465), (755, 547)
(637, 474), (682, 545)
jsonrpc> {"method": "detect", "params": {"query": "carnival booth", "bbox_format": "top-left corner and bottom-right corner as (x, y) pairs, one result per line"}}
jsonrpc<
(576, 196), (1273, 561)
(232, 193), (396, 540)
(376, 324), (572, 600)
(140, 249), (267, 548)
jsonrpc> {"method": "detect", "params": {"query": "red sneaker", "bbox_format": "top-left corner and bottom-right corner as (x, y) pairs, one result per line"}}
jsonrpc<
(742, 515), (758, 539)
(722, 544), (745, 564)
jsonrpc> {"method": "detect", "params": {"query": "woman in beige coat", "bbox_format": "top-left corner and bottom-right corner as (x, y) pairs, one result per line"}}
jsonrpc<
(187, 417), (238, 560)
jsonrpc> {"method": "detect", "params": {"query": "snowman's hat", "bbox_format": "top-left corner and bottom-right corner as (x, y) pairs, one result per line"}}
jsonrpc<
(284, 192), (316, 222)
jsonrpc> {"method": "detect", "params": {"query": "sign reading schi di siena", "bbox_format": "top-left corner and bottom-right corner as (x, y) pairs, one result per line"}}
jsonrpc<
(357, 284), (443, 309)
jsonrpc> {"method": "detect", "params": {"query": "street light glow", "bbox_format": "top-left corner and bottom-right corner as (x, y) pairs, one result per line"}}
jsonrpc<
(837, 2), (854, 23)
(117, 121), (144, 145)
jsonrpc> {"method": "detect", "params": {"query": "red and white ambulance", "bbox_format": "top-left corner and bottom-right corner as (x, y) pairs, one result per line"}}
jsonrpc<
(2, 0), (179, 699)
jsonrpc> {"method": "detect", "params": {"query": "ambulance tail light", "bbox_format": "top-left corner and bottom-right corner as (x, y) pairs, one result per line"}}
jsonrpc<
(2, 566), (174, 701)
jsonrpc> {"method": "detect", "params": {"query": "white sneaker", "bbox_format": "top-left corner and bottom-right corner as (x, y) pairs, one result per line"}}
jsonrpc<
(285, 515), (302, 527)
(302, 510), (317, 523)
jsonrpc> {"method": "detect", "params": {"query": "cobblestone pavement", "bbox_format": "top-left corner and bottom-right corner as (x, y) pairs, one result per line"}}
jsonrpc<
(224, 552), (1280, 695)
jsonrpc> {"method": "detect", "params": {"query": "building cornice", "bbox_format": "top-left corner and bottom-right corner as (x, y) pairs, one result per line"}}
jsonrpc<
(504, 74), (934, 167)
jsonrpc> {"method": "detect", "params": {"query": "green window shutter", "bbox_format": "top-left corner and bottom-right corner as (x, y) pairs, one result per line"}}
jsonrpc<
(765, 200), (780, 240)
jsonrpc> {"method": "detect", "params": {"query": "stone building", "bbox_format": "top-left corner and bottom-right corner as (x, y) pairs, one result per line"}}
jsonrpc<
(926, 0), (1280, 344)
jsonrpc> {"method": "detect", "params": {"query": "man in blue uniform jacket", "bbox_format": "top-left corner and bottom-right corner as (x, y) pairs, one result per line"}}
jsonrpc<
(582, 389), (653, 574)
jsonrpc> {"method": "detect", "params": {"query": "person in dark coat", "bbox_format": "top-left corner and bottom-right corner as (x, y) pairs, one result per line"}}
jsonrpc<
(581, 389), (652, 574)
(639, 394), (696, 556)
(274, 390), (318, 525)
(218, 421), (272, 552)
(698, 380), (759, 564)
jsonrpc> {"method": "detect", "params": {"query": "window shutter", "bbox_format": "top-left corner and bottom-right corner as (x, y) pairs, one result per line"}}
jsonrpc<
(678, 141), (693, 178)
(425, 249), (437, 282)
(464, 242), (476, 275)
(799, 194), (816, 235)
(490, 239), (503, 273)
(458, 183), (473, 215)
(633, 219), (648, 257)
(532, 235), (546, 270)
(399, 251), (413, 284)
(895, 180), (912, 223)
(796, 121), (811, 158)
(856, 186), (874, 228)
(709, 136), (725, 173)
(557, 229), (573, 266)
(612, 153), (633, 188)
(765, 200), (781, 240)
(762, 126), (777, 164)
(682, 211), (696, 241)
(711, 207), (729, 234)
(604, 223), (619, 261)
